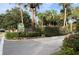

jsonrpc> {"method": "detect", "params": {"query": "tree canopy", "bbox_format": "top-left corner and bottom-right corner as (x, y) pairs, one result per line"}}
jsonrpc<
(0, 7), (31, 30)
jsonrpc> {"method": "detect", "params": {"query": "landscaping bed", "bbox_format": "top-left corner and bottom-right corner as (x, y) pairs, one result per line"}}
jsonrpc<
(5, 26), (64, 40)
(58, 33), (79, 55)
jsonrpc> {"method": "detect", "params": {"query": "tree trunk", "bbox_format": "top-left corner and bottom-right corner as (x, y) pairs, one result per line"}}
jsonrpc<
(63, 8), (67, 27)
(70, 23), (73, 32)
(20, 8), (23, 24)
(16, 4), (24, 24)
(31, 8), (35, 30)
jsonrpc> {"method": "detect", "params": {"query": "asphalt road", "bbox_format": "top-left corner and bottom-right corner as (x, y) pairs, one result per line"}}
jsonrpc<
(3, 36), (65, 55)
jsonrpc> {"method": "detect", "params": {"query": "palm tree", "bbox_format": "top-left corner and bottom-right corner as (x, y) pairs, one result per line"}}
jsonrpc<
(16, 3), (24, 24)
(24, 3), (42, 29)
(71, 7), (79, 19)
(59, 3), (71, 27)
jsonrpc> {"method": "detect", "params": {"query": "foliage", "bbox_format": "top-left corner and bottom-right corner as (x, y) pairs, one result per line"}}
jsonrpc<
(71, 7), (79, 19)
(38, 9), (59, 26)
(37, 13), (44, 27)
(60, 47), (75, 55)
(24, 3), (42, 29)
(26, 32), (41, 37)
(76, 18), (79, 32)
(0, 7), (31, 30)
(17, 32), (27, 37)
(60, 34), (79, 55)
(24, 3), (42, 16)
(59, 3), (72, 17)
(44, 26), (61, 37)
(5, 31), (42, 39)
(59, 26), (70, 34)
(5, 32), (18, 39)
(34, 27), (42, 33)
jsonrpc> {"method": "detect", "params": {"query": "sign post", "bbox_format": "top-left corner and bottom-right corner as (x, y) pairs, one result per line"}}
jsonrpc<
(18, 23), (25, 32)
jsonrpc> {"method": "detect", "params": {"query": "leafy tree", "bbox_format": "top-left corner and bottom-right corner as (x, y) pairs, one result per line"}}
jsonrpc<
(71, 7), (79, 31)
(59, 3), (72, 27)
(37, 13), (44, 27)
(0, 7), (31, 31)
(0, 14), (5, 28)
(16, 3), (24, 24)
(24, 3), (42, 29)
(38, 9), (58, 26)
(71, 7), (79, 19)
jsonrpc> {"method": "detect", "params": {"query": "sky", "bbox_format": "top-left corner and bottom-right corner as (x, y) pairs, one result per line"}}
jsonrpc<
(0, 3), (79, 23)
(0, 3), (62, 23)
(0, 3), (15, 13)
(37, 3), (61, 14)
(0, 3), (61, 14)
(0, 3), (79, 14)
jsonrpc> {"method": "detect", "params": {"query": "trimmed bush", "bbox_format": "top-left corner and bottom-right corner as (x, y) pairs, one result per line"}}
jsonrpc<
(17, 32), (27, 37)
(44, 26), (61, 37)
(5, 32), (17, 39)
(60, 33), (79, 55)
(59, 26), (70, 35)
(76, 19), (79, 32)
(60, 47), (75, 55)
(26, 32), (41, 37)
(35, 27), (42, 33)
(5, 32), (42, 39)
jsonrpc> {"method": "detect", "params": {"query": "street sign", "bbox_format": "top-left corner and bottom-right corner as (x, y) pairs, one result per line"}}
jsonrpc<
(18, 23), (25, 32)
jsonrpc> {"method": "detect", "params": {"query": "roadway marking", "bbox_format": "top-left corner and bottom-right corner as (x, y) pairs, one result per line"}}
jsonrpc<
(0, 33), (5, 55)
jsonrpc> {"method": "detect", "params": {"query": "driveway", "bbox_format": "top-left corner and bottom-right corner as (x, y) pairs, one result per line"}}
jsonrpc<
(3, 36), (65, 55)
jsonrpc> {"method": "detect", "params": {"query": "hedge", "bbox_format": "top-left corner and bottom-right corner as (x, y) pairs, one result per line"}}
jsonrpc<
(5, 32), (42, 39)
(44, 26), (61, 37)
(60, 33), (79, 55)
(26, 32), (41, 37)
(5, 32), (17, 39)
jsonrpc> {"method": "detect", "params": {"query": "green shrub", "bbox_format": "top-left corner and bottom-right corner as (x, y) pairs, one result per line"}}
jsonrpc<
(44, 26), (61, 37)
(59, 26), (69, 35)
(60, 47), (75, 55)
(17, 32), (27, 37)
(63, 37), (75, 49)
(5, 32), (17, 39)
(60, 34), (79, 55)
(66, 34), (79, 51)
(76, 19), (79, 32)
(26, 32), (41, 37)
(35, 27), (42, 33)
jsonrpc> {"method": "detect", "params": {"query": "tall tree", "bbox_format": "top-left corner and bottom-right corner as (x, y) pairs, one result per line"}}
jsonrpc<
(0, 7), (31, 31)
(16, 3), (24, 24)
(71, 7), (79, 19)
(38, 13), (44, 27)
(59, 3), (71, 27)
(71, 7), (79, 31)
(0, 14), (5, 28)
(38, 9), (57, 26)
(24, 3), (42, 29)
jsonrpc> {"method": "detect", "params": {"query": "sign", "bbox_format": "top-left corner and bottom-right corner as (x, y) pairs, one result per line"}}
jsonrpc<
(18, 23), (25, 32)
(68, 19), (76, 32)
(68, 19), (76, 24)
